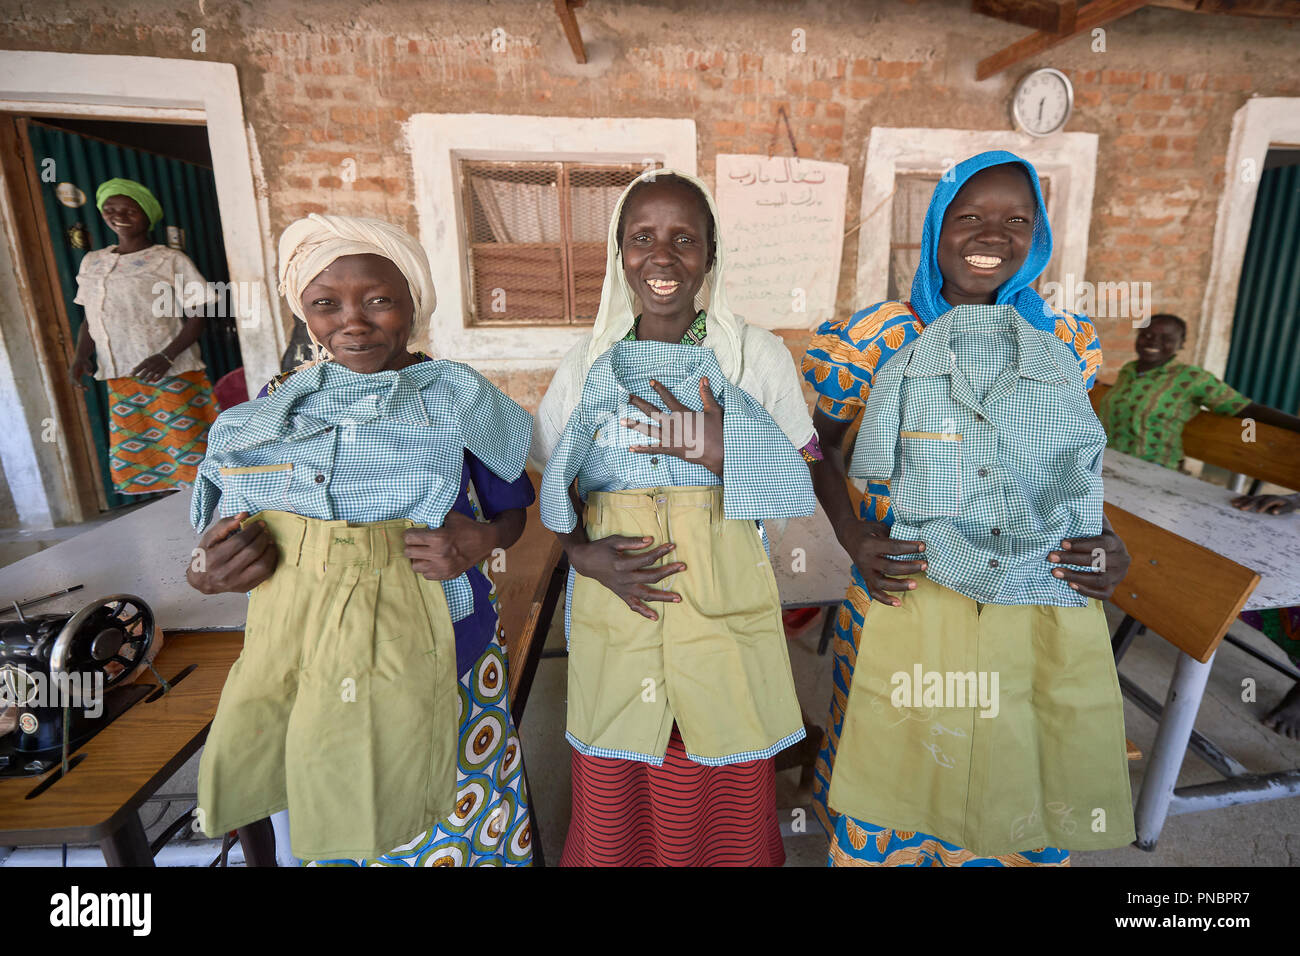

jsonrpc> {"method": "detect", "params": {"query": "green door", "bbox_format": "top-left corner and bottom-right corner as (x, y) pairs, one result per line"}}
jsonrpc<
(1224, 160), (1300, 417)
(26, 121), (241, 510)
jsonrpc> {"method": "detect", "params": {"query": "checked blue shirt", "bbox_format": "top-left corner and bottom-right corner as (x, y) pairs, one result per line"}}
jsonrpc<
(191, 358), (534, 622)
(849, 304), (1106, 607)
(539, 339), (816, 533)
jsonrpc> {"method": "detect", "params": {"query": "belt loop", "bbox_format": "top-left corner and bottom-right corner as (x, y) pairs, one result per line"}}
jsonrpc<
(373, 525), (390, 569)
(289, 514), (307, 567)
(712, 488), (724, 524)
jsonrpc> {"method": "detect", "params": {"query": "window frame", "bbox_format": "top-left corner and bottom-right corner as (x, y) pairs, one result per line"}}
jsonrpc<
(408, 114), (696, 369)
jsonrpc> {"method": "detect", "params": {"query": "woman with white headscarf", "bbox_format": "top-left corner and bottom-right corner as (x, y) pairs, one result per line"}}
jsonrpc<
(532, 170), (820, 867)
(185, 214), (537, 867)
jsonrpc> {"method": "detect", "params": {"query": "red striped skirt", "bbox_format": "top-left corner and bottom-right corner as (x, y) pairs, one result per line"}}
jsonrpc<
(560, 723), (785, 867)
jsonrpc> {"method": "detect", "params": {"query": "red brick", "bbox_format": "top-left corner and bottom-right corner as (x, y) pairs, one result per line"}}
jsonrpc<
(851, 58), (872, 77)
(850, 81), (884, 98)
(1132, 93), (1173, 110)
(1103, 70), (1142, 85)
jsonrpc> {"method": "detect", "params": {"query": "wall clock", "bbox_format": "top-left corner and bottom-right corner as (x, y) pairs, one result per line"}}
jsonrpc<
(1012, 67), (1073, 137)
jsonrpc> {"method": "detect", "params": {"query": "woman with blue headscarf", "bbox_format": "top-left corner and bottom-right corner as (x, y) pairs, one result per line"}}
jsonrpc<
(802, 152), (1133, 866)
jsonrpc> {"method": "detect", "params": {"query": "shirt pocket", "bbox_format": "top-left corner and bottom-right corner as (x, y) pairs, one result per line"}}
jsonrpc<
(217, 463), (295, 514)
(894, 431), (963, 519)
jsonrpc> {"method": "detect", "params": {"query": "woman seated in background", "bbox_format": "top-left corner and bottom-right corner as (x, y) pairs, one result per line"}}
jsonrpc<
(1097, 312), (1300, 470)
(1100, 314), (1300, 740)
(185, 214), (537, 866)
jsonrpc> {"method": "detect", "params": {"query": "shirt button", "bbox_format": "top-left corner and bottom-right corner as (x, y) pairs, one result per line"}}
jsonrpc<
(650, 456), (659, 465)
(991, 527), (1000, 536)
(324, 426), (334, 432)
(977, 467), (989, 478)
(976, 414), (986, 423)
(315, 474), (325, 484)
(989, 559), (999, 569)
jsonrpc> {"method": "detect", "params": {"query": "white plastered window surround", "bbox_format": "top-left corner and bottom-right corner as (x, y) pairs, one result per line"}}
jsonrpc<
(1196, 97), (1300, 378)
(407, 113), (697, 372)
(855, 127), (1099, 311)
(0, 51), (284, 526)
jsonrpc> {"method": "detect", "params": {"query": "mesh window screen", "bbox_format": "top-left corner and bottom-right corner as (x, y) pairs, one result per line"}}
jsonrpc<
(887, 173), (1052, 302)
(460, 159), (656, 326)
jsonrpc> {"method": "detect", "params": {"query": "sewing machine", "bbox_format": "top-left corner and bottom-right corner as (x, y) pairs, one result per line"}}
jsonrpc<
(0, 594), (156, 776)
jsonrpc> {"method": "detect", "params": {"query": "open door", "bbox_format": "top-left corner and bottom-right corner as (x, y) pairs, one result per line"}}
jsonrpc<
(18, 118), (241, 511)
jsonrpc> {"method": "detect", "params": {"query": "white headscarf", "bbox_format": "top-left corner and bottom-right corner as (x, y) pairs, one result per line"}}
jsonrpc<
(531, 168), (815, 466)
(584, 168), (745, 379)
(277, 213), (436, 350)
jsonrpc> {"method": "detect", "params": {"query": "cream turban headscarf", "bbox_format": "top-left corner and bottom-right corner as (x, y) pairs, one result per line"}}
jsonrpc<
(530, 168), (816, 467)
(277, 213), (436, 350)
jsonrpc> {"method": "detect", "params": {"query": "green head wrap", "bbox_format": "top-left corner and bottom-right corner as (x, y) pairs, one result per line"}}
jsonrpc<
(95, 178), (163, 229)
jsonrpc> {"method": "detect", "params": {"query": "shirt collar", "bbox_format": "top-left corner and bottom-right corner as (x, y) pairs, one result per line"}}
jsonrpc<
(225, 359), (440, 450)
(579, 339), (720, 424)
(904, 304), (1065, 384)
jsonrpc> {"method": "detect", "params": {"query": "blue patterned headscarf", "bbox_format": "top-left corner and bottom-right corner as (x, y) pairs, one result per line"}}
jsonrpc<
(910, 150), (1056, 331)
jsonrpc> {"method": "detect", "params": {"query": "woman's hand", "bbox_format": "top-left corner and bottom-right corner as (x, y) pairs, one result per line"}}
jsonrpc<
(404, 510), (499, 581)
(68, 358), (93, 391)
(1048, 527), (1130, 600)
(186, 512), (279, 594)
(131, 352), (173, 384)
(624, 378), (724, 477)
(568, 534), (685, 621)
(840, 520), (927, 607)
(1230, 493), (1299, 516)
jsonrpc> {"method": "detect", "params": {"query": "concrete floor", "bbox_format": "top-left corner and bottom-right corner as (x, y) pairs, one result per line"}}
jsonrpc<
(3, 515), (1298, 866)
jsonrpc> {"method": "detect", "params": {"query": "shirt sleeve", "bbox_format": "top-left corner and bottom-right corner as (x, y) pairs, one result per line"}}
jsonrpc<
(1190, 367), (1252, 416)
(446, 364), (535, 483)
(538, 418), (593, 533)
(848, 350), (907, 481)
(719, 383), (816, 521)
(190, 420), (229, 531)
(466, 450), (536, 520)
(173, 252), (215, 311)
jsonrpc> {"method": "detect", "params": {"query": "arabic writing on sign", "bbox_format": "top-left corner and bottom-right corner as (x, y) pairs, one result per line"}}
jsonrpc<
(716, 154), (848, 331)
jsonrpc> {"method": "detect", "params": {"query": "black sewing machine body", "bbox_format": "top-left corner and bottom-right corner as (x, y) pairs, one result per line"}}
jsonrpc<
(0, 595), (154, 777)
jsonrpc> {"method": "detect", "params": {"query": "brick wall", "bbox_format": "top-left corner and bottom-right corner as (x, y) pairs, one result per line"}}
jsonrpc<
(3, 0), (1298, 409)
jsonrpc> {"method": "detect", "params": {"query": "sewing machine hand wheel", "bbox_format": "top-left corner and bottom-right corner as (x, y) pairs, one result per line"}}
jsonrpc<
(49, 594), (154, 692)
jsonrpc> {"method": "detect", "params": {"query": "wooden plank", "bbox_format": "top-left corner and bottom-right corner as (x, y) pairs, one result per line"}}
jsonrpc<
(972, 0), (1078, 33)
(0, 629), (242, 845)
(976, 0), (1149, 80)
(1091, 383), (1300, 490)
(1104, 502), (1258, 663)
(1147, 0), (1300, 18)
(490, 471), (564, 720)
(553, 0), (588, 64)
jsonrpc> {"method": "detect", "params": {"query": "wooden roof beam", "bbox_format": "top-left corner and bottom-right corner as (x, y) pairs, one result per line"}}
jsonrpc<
(972, 0), (1079, 34)
(976, 0), (1149, 80)
(554, 0), (588, 65)
(1146, 0), (1300, 18)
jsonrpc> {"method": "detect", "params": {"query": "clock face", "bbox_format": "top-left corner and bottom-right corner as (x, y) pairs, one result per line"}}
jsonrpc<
(1013, 68), (1073, 137)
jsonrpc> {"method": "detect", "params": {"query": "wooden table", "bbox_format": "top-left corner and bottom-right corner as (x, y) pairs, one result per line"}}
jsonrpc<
(1101, 449), (1300, 849)
(0, 630), (241, 864)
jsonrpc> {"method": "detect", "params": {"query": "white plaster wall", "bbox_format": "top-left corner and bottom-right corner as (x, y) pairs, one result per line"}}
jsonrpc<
(408, 113), (696, 371)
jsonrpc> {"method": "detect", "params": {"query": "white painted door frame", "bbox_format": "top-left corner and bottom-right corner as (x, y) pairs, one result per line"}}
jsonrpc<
(1196, 98), (1300, 378)
(0, 51), (284, 527)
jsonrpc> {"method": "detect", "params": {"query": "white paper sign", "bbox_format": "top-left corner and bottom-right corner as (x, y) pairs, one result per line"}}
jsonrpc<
(716, 154), (849, 330)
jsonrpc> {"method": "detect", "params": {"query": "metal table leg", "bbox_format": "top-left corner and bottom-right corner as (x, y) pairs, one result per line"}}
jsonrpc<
(99, 811), (155, 866)
(1133, 649), (1215, 851)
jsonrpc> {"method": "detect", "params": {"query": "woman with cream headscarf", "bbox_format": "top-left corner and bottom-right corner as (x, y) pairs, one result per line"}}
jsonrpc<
(532, 169), (820, 867)
(186, 214), (537, 867)
(70, 178), (219, 494)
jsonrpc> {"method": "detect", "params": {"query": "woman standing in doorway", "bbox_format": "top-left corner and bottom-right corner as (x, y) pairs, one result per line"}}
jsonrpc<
(69, 177), (219, 495)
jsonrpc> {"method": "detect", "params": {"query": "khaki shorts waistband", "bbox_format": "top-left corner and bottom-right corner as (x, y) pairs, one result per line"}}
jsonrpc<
(587, 486), (724, 526)
(242, 510), (419, 570)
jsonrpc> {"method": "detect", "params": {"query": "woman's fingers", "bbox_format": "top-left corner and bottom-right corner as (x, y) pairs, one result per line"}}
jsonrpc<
(635, 585), (682, 604)
(615, 543), (677, 570)
(649, 379), (687, 411)
(608, 535), (661, 554)
(621, 417), (660, 439)
(879, 558), (927, 575)
(634, 562), (686, 584)
(698, 377), (720, 411)
(626, 395), (662, 419)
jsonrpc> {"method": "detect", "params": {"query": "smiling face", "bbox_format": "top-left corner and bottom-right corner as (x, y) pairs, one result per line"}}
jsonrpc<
(618, 179), (715, 325)
(1134, 314), (1185, 370)
(99, 195), (151, 245)
(935, 163), (1037, 307)
(300, 253), (417, 374)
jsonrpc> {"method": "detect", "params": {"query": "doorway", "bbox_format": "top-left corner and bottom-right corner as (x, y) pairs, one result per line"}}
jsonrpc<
(5, 115), (242, 513)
